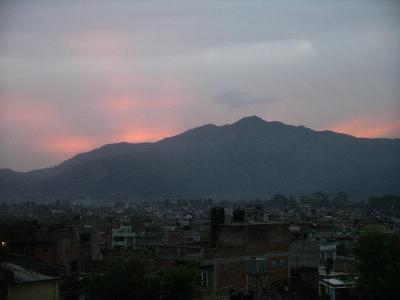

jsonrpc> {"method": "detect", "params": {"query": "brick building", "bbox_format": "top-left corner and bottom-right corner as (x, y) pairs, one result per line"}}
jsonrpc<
(144, 221), (290, 299)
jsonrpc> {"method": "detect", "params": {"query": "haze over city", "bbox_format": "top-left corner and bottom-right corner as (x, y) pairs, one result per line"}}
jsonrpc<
(1, 2), (400, 300)
(1, 0), (399, 171)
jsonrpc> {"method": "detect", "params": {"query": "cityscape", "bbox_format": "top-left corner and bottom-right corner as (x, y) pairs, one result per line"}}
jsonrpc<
(0, 193), (399, 299)
(1, 1), (400, 300)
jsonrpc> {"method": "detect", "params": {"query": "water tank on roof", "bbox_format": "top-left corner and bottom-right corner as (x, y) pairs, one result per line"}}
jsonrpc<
(210, 207), (225, 225)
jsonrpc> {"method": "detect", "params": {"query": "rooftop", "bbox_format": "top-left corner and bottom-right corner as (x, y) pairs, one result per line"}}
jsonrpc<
(0, 262), (59, 283)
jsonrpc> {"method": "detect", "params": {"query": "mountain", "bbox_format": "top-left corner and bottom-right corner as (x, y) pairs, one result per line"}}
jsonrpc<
(1, 116), (399, 202)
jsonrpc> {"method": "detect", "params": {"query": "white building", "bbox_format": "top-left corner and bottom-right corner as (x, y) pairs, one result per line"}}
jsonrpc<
(111, 225), (136, 250)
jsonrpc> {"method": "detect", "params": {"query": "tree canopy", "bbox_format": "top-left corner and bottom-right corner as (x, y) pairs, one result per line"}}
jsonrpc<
(353, 226), (400, 300)
(369, 195), (400, 211)
(89, 257), (200, 300)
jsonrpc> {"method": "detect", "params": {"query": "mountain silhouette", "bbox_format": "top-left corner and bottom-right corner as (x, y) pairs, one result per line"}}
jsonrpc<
(1, 116), (399, 202)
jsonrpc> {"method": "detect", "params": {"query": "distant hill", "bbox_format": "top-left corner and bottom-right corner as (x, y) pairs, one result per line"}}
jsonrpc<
(1, 116), (399, 203)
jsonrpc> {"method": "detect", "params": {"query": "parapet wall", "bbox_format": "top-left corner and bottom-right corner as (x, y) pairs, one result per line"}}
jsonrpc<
(213, 223), (289, 256)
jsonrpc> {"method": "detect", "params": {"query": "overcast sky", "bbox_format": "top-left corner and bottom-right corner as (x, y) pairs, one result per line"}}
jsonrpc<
(0, 0), (399, 171)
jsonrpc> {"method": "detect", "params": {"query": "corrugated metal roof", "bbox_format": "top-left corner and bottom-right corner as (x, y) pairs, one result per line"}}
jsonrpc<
(0, 262), (58, 283)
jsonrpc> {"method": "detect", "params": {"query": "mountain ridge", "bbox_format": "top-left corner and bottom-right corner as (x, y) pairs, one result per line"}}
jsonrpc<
(1, 116), (399, 202)
(3, 115), (397, 174)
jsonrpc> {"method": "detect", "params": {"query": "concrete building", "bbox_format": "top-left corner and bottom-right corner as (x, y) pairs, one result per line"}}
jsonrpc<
(0, 226), (81, 275)
(144, 221), (290, 299)
(319, 275), (358, 300)
(289, 236), (320, 298)
(320, 242), (337, 268)
(0, 262), (60, 300)
(208, 222), (290, 297)
(111, 225), (135, 250)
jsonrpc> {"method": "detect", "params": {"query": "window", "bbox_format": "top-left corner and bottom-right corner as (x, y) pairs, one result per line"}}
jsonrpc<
(70, 260), (77, 272)
(80, 233), (91, 242)
(200, 271), (208, 288)
(271, 260), (277, 268)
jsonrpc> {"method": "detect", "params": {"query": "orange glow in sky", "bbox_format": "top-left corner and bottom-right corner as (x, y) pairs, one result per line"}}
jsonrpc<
(326, 116), (400, 138)
(99, 95), (137, 112)
(43, 136), (97, 156)
(114, 130), (175, 143)
(2, 96), (53, 126)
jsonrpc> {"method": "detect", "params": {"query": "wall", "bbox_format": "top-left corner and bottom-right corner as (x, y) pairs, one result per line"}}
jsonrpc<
(216, 261), (245, 294)
(8, 280), (59, 300)
(213, 223), (289, 256)
(209, 223), (290, 294)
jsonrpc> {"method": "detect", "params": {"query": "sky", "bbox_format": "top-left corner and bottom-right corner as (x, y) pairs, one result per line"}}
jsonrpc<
(0, 0), (399, 171)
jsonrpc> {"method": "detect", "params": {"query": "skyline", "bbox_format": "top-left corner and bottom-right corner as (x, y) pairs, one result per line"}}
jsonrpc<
(1, 1), (399, 171)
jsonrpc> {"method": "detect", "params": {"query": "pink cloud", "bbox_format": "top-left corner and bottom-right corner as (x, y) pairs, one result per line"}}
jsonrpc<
(0, 55), (190, 170)
(2, 96), (53, 126)
(93, 75), (187, 145)
(99, 94), (138, 112)
(42, 136), (97, 156)
(325, 115), (400, 138)
(113, 129), (175, 144)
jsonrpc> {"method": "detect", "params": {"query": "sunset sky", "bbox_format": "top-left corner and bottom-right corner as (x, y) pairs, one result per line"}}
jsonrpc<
(0, 0), (399, 171)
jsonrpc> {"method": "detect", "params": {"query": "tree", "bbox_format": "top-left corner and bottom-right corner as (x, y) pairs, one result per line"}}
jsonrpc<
(89, 257), (200, 300)
(159, 264), (200, 300)
(369, 195), (400, 211)
(353, 226), (400, 300)
(89, 257), (156, 300)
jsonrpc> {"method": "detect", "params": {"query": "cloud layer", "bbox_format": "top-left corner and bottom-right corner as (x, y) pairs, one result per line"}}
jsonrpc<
(0, 1), (399, 170)
(215, 90), (278, 108)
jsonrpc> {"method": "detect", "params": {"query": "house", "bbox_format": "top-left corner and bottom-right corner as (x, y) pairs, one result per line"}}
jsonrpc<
(111, 225), (135, 250)
(0, 225), (81, 275)
(0, 262), (60, 300)
(143, 218), (290, 299)
(319, 275), (358, 300)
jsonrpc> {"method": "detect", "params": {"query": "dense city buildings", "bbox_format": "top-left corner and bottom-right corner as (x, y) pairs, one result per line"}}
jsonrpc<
(1, 194), (399, 299)
(1, 0), (399, 299)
